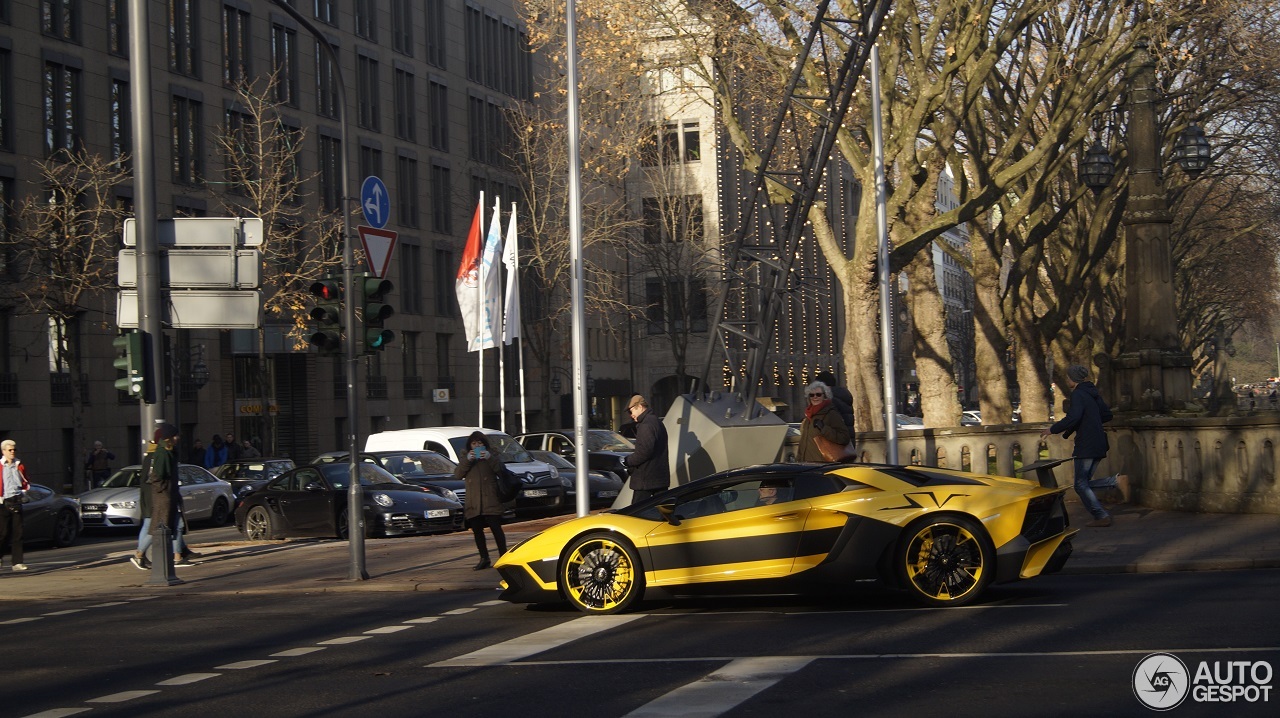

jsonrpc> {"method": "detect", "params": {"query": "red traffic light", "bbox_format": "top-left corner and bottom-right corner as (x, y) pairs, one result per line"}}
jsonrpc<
(309, 279), (341, 300)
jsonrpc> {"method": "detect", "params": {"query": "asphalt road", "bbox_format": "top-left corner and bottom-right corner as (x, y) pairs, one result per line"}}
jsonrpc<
(8, 569), (1279, 717)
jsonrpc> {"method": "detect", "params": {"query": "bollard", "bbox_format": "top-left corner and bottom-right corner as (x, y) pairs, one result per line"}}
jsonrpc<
(145, 522), (183, 586)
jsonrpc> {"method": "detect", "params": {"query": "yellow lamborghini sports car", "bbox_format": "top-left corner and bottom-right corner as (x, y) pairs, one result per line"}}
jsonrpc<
(494, 462), (1077, 614)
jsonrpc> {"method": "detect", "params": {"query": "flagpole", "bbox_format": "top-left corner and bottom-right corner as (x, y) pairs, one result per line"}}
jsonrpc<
(512, 202), (528, 434)
(477, 191), (484, 425)
(498, 202), (507, 433)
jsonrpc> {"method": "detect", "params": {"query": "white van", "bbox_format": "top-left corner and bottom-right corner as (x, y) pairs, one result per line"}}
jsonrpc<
(364, 427), (565, 512)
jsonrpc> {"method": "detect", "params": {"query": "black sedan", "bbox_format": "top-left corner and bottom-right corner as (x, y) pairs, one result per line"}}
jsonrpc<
(234, 462), (464, 540)
(20, 483), (82, 548)
(212, 457), (296, 500)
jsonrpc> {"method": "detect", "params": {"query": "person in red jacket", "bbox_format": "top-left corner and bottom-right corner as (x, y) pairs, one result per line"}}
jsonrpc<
(1, 438), (32, 571)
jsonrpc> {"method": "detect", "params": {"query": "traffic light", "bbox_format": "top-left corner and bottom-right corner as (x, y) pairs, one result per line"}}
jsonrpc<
(113, 331), (145, 397)
(359, 274), (395, 354)
(308, 276), (344, 356)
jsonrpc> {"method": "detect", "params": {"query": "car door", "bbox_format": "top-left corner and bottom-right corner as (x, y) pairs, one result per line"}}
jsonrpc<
(20, 485), (55, 540)
(179, 466), (213, 519)
(282, 467), (336, 535)
(642, 475), (810, 587)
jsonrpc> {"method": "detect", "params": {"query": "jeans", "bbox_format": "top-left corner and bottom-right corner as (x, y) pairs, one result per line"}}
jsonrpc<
(136, 515), (187, 558)
(1073, 458), (1117, 520)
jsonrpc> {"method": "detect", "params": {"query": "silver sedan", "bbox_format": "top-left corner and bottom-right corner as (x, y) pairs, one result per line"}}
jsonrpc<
(77, 464), (235, 529)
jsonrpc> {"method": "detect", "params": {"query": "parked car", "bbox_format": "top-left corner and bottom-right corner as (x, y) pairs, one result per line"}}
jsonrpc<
(19, 483), (82, 547)
(317, 450), (464, 503)
(896, 414), (926, 430)
(78, 464), (235, 529)
(961, 410), (982, 426)
(234, 462), (464, 540)
(516, 429), (634, 481)
(529, 450), (623, 508)
(212, 457), (296, 500)
(364, 427), (566, 514)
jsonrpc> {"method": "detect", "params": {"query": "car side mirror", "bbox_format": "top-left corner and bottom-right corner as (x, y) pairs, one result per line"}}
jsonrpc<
(558, 446), (574, 457)
(304, 481), (326, 492)
(657, 502), (680, 526)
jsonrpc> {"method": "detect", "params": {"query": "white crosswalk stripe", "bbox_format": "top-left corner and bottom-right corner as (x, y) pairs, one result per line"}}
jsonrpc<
(624, 657), (815, 718)
(429, 614), (646, 667)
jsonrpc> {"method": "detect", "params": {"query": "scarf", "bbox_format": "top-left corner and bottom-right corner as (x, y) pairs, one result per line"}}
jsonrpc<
(805, 399), (831, 420)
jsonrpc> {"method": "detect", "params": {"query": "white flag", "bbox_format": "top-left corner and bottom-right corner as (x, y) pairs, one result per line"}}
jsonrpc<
(476, 198), (504, 351)
(502, 205), (521, 344)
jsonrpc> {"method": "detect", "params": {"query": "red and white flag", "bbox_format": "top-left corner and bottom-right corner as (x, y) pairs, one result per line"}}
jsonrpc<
(455, 195), (485, 351)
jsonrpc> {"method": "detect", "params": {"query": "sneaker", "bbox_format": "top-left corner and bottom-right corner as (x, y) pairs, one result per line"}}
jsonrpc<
(129, 555), (150, 571)
(181, 550), (204, 559)
(12, 563), (28, 571)
(1086, 517), (1113, 528)
(173, 555), (194, 567)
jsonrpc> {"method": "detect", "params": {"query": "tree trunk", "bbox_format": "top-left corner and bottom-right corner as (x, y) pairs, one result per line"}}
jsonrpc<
(905, 251), (961, 426)
(973, 246), (1013, 424)
(1014, 310), (1052, 423)
(842, 261), (886, 433)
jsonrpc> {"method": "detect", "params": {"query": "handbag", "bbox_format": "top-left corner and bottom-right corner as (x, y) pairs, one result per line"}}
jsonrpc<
(496, 468), (522, 503)
(813, 434), (856, 462)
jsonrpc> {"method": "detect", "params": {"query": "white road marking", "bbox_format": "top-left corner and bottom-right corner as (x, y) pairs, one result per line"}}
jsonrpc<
(216, 659), (277, 669)
(158, 673), (221, 685)
(87, 602), (128, 608)
(625, 656), (815, 718)
(1, 617), (42, 624)
(404, 617), (440, 624)
(21, 709), (92, 717)
(43, 609), (86, 616)
(430, 615), (647, 667)
(365, 625), (414, 634)
(473, 600), (505, 606)
(318, 636), (373, 645)
(129, 596), (160, 601)
(88, 690), (159, 703)
(443, 607), (478, 615)
(272, 647), (327, 657)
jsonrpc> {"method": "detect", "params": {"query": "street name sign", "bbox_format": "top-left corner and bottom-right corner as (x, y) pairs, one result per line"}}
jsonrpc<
(117, 290), (262, 329)
(358, 225), (398, 278)
(123, 217), (264, 247)
(117, 249), (261, 289)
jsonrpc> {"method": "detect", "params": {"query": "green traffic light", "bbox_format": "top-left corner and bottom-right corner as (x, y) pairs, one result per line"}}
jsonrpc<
(112, 331), (144, 396)
(359, 274), (395, 354)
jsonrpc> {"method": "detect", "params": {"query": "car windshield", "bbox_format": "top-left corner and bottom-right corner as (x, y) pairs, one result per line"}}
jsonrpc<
(101, 468), (141, 488)
(531, 451), (574, 470)
(450, 433), (533, 463)
(587, 430), (634, 451)
(321, 463), (404, 490)
(380, 452), (456, 475)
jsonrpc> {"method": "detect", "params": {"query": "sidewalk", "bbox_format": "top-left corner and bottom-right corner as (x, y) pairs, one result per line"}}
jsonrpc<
(2, 504), (1279, 602)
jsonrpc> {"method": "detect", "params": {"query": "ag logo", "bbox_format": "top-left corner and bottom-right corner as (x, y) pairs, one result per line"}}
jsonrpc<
(1134, 652), (1190, 710)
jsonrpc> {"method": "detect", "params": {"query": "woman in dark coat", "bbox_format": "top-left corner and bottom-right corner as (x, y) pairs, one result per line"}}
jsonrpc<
(454, 431), (507, 570)
(797, 381), (851, 462)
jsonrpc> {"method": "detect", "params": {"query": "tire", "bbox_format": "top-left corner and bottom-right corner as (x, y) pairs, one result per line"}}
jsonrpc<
(559, 533), (644, 614)
(896, 514), (994, 608)
(336, 509), (371, 540)
(52, 509), (80, 548)
(209, 498), (230, 526)
(244, 506), (272, 541)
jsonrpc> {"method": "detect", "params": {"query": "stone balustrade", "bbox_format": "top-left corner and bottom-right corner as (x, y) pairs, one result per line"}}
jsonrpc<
(853, 416), (1280, 515)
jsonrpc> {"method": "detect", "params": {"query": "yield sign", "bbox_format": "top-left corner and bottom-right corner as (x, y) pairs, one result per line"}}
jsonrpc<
(358, 225), (398, 278)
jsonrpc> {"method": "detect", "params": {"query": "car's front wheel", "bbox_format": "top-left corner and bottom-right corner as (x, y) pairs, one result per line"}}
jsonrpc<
(896, 514), (994, 607)
(244, 506), (272, 541)
(52, 509), (80, 547)
(559, 533), (643, 614)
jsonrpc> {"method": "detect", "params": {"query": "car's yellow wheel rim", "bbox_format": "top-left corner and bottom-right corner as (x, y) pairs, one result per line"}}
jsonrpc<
(562, 538), (637, 613)
(902, 521), (986, 603)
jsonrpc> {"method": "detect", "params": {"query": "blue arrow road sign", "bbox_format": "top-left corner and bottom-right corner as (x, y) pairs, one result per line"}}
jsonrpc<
(361, 176), (390, 229)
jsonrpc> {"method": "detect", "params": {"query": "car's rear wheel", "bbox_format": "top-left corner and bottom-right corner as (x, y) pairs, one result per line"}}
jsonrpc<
(896, 515), (994, 607)
(560, 533), (643, 614)
(52, 509), (80, 547)
(209, 498), (230, 526)
(244, 506), (272, 540)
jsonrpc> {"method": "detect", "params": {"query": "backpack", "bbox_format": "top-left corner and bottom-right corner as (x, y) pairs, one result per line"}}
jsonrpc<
(496, 468), (522, 503)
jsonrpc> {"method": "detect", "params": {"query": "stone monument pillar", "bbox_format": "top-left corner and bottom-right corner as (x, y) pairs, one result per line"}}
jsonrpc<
(1111, 44), (1193, 412)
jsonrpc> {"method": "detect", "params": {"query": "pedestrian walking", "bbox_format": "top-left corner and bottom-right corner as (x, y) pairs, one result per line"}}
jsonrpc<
(1041, 364), (1118, 527)
(130, 439), (194, 570)
(454, 431), (507, 570)
(83, 440), (116, 488)
(621, 394), (670, 504)
(0, 439), (31, 571)
(130, 423), (197, 570)
(796, 382), (852, 462)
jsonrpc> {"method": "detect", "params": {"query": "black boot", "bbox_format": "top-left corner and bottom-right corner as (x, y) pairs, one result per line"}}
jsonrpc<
(473, 556), (491, 570)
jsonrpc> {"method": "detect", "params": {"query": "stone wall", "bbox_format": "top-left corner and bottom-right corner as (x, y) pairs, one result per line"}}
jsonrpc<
(853, 416), (1280, 515)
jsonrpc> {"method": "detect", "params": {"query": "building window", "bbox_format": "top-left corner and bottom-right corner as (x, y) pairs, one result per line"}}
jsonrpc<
(465, 4), (482, 82)
(396, 153), (418, 228)
(223, 5), (251, 87)
(425, 0), (445, 69)
(354, 0), (377, 42)
(272, 23), (298, 106)
(399, 242), (422, 314)
(430, 162), (451, 234)
(391, 0), (412, 56)
(0, 178), (13, 279)
(42, 0), (80, 42)
(645, 121), (702, 166)
(223, 107), (255, 194)
(403, 331), (420, 376)
(433, 248), (453, 316)
(169, 0), (201, 78)
(436, 333), (452, 384)
(359, 142), (381, 181)
(468, 97), (509, 166)
(646, 278), (708, 335)
(313, 0), (336, 26)
(44, 61), (83, 158)
(0, 50), (10, 151)
(108, 0), (128, 56)
(171, 94), (203, 184)
(316, 44), (338, 119)
(110, 78), (131, 166)
(393, 68), (416, 141)
(356, 54), (380, 131)
(427, 80), (448, 151)
(643, 195), (703, 244)
(318, 133), (341, 211)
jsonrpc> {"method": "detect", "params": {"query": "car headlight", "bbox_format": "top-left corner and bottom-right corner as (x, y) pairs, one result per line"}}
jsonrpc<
(561, 477), (573, 488)
(547, 465), (560, 479)
(372, 493), (393, 508)
(441, 488), (459, 502)
(109, 501), (138, 509)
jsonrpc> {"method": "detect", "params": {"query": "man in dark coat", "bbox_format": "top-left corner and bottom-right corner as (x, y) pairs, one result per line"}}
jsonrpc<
(1041, 365), (1117, 527)
(622, 394), (670, 504)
